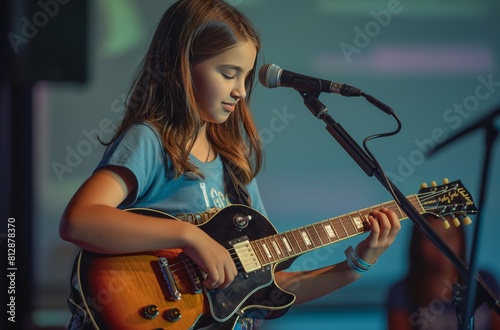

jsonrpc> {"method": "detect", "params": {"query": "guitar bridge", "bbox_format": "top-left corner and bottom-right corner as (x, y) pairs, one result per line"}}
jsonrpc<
(158, 257), (181, 301)
(229, 236), (262, 276)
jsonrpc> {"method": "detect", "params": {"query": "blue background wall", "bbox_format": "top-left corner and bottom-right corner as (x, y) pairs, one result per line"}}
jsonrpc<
(26, 0), (499, 328)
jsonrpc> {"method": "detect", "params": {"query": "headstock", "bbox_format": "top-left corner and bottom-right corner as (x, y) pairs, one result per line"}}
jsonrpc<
(417, 178), (478, 229)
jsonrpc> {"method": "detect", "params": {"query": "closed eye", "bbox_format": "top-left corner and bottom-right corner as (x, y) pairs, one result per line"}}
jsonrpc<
(222, 73), (235, 80)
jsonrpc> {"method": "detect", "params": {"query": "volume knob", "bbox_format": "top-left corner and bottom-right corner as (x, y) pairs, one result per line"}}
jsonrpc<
(165, 308), (181, 322)
(141, 305), (159, 319)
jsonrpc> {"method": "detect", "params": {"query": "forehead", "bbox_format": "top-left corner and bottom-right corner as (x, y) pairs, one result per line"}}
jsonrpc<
(198, 41), (257, 73)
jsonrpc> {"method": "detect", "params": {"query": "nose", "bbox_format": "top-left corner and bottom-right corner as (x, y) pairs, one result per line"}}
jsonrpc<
(231, 80), (247, 101)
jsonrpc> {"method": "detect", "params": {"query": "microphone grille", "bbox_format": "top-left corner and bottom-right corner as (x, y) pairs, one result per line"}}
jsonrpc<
(258, 63), (282, 88)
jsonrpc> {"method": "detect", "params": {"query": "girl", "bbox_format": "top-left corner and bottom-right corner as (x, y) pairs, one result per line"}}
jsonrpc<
(60, 0), (400, 329)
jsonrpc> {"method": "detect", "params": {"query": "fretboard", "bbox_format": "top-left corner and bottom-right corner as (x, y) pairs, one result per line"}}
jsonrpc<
(251, 195), (423, 266)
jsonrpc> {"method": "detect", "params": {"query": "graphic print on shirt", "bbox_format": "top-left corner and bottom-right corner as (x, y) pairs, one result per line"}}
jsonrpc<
(175, 181), (231, 225)
(211, 186), (231, 209)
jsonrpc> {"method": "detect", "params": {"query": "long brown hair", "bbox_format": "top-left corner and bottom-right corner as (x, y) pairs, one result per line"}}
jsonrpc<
(107, 0), (263, 184)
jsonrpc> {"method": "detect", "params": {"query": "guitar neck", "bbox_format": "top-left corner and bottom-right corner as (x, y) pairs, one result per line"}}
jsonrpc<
(250, 195), (423, 266)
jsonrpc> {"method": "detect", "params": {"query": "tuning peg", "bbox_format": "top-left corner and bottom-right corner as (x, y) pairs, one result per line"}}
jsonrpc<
(431, 181), (437, 187)
(442, 218), (451, 229)
(452, 217), (461, 227)
(420, 182), (428, 189)
(462, 216), (472, 225)
(442, 178), (450, 184)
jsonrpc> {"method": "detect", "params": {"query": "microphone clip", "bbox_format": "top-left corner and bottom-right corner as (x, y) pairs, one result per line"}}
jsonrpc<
(300, 91), (328, 119)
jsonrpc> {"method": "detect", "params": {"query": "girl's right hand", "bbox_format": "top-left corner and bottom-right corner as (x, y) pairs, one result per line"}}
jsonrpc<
(182, 226), (237, 289)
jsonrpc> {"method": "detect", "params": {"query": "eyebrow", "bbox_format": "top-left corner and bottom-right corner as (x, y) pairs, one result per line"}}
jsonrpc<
(219, 64), (248, 73)
(219, 65), (255, 80)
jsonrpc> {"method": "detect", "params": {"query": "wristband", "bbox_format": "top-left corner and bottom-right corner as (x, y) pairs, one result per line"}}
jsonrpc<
(344, 246), (377, 274)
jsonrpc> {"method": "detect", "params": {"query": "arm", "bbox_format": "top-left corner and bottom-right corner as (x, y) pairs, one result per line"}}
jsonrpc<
(274, 208), (400, 304)
(61, 166), (192, 253)
(59, 165), (237, 289)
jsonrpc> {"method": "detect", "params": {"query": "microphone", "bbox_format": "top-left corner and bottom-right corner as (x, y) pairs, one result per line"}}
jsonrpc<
(258, 63), (361, 97)
(258, 63), (393, 115)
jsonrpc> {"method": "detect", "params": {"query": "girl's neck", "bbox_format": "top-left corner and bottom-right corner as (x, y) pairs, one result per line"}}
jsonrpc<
(196, 122), (208, 142)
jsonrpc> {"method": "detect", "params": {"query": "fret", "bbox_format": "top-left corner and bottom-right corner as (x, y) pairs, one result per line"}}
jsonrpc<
(410, 195), (424, 214)
(274, 234), (290, 258)
(348, 212), (364, 233)
(285, 230), (302, 254)
(292, 228), (309, 252)
(363, 207), (373, 229)
(307, 225), (321, 246)
(280, 235), (293, 254)
(268, 236), (283, 261)
(300, 231), (312, 246)
(292, 229), (305, 253)
(322, 221), (337, 241)
(259, 239), (273, 264)
(394, 201), (405, 219)
(259, 240), (271, 264)
(358, 210), (371, 232)
(261, 242), (272, 260)
(280, 234), (294, 256)
(270, 237), (283, 257)
(305, 225), (321, 249)
(332, 217), (348, 239)
(383, 201), (404, 220)
(304, 227), (317, 250)
(309, 224), (324, 246)
(364, 209), (373, 226)
(327, 218), (340, 240)
(252, 241), (267, 266)
(262, 237), (276, 261)
(313, 222), (330, 245)
(379, 202), (391, 218)
(340, 215), (357, 237)
(364, 207), (374, 229)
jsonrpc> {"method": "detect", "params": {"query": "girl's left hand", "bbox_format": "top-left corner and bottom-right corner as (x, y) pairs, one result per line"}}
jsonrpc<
(355, 208), (401, 265)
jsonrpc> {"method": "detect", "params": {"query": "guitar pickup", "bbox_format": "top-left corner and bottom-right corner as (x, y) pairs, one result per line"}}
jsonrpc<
(229, 237), (262, 274)
(158, 257), (181, 301)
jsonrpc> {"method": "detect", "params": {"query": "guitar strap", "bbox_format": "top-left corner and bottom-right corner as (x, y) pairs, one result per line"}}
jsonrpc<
(222, 157), (251, 206)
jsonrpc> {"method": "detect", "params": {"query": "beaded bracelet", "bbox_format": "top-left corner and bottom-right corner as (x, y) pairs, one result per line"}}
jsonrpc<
(344, 246), (377, 274)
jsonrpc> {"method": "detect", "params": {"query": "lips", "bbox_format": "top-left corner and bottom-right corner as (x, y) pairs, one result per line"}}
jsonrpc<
(222, 102), (235, 112)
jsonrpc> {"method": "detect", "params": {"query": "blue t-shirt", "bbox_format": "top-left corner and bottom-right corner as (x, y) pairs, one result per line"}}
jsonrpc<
(96, 122), (266, 218)
(96, 122), (267, 329)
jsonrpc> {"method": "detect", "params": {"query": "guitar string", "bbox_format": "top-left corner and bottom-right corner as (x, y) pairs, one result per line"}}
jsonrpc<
(165, 248), (245, 274)
(148, 193), (447, 291)
(164, 248), (239, 270)
(162, 208), (431, 287)
(166, 203), (389, 274)
(161, 193), (451, 282)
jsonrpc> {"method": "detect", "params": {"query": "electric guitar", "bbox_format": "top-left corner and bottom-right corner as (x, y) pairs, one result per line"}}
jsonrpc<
(73, 179), (477, 329)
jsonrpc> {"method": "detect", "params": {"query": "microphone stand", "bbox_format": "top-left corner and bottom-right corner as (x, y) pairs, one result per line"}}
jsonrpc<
(296, 89), (500, 329)
(427, 106), (500, 329)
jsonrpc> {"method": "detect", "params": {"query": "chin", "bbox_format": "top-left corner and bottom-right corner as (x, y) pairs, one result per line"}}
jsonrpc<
(214, 115), (231, 124)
